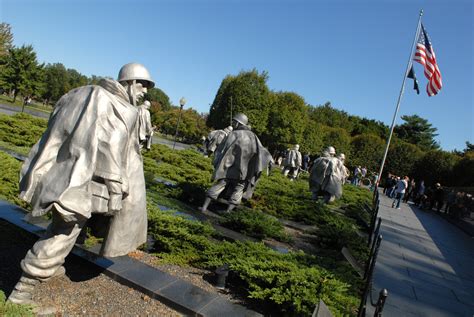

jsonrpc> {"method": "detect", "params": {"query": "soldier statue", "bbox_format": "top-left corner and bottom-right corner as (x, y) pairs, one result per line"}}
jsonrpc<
(137, 100), (155, 150)
(203, 126), (233, 156)
(282, 144), (302, 181)
(309, 146), (343, 203)
(8, 63), (154, 305)
(199, 113), (273, 213)
(337, 153), (350, 184)
(321, 149), (344, 203)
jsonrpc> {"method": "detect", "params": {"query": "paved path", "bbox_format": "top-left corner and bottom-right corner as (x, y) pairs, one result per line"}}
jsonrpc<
(371, 191), (474, 316)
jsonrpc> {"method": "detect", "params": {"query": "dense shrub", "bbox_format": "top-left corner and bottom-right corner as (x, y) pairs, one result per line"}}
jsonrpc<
(0, 152), (29, 208)
(0, 113), (46, 150)
(147, 205), (359, 316)
(0, 290), (34, 316)
(220, 208), (290, 242)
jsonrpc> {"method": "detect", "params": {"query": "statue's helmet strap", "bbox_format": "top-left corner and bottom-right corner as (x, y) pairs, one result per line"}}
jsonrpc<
(232, 113), (248, 126)
(118, 63), (155, 88)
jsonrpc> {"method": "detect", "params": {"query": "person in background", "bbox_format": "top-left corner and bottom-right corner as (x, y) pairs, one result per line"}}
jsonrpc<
(352, 166), (362, 186)
(431, 183), (445, 212)
(445, 189), (456, 215)
(392, 176), (408, 209)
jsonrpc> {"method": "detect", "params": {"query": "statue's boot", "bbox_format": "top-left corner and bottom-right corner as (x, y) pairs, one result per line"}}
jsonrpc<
(199, 197), (212, 212)
(7, 274), (39, 305)
(38, 265), (66, 282)
(225, 204), (237, 213)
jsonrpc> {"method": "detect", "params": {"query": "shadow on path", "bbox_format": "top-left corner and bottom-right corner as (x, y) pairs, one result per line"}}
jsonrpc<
(370, 192), (474, 317)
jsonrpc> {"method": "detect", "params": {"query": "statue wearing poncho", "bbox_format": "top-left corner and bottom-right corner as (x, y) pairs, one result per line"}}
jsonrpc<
(204, 126), (233, 155)
(200, 113), (272, 213)
(8, 63), (154, 306)
(309, 146), (343, 203)
(19, 79), (148, 260)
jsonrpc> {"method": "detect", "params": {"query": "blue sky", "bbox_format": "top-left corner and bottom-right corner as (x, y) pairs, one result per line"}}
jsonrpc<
(1, 0), (472, 151)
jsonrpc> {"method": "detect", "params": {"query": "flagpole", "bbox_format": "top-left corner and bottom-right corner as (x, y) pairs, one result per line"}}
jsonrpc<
(376, 9), (424, 186)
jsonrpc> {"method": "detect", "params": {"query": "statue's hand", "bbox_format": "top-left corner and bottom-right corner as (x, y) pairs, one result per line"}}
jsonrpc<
(108, 193), (123, 215)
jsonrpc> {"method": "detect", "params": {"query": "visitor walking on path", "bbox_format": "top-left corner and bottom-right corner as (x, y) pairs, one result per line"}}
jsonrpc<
(392, 176), (409, 209)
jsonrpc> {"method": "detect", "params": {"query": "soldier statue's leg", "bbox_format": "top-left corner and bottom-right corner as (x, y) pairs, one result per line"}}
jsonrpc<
(282, 167), (290, 177)
(226, 181), (246, 212)
(200, 179), (228, 212)
(8, 206), (88, 304)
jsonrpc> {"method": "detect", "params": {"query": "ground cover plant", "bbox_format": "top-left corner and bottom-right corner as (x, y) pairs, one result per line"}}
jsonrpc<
(147, 205), (359, 316)
(0, 113), (372, 316)
(0, 290), (34, 317)
(0, 113), (47, 156)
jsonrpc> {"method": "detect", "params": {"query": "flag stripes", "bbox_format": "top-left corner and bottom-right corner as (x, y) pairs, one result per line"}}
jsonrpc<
(413, 23), (442, 96)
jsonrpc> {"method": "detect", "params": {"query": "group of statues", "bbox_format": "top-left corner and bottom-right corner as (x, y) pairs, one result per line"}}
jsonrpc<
(7, 61), (349, 307)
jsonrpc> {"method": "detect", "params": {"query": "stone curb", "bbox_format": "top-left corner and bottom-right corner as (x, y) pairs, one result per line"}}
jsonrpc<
(0, 201), (261, 317)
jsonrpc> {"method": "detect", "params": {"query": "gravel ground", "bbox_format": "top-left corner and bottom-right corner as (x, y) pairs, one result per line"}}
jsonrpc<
(1, 220), (181, 316)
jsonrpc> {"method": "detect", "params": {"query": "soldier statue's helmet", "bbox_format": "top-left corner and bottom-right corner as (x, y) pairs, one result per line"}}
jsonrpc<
(118, 63), (155, 88)
(338, 153), (346, 160)
(327, 146), (336, 155)
(232, 113), (249, 126)
(294, 144), (300, 150)
(143, 100), (151, 108)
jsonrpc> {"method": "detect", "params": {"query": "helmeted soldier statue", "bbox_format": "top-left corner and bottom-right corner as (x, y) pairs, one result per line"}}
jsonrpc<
(321, 149), (344, 203)
(199, 113), (273, 213)
(282, 144), (302, 181)
(309, 146), (340, 202)
(8, 62), (154, 305)
(137, 100), (154, 150)
(337, 153), (350, 185)
(204, 125), (233, 156)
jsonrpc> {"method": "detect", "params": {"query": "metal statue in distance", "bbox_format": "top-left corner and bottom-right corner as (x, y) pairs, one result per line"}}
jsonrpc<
(8, 63), (153, 305)
(309, 146), (344, 203)
(199, 113), (273, 213)
(138, 100), (154, 150)
(282, 144), (302, 181)
(203, 126), (233, 156)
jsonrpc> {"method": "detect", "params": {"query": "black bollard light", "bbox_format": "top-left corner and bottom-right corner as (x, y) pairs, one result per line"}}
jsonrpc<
(215, 264), (230, 289)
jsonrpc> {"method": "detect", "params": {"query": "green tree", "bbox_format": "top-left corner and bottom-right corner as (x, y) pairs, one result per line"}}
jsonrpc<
(450, 152), (474, 186)
(384, 141), (423, 177)
(145, 87), (172, 111)
(265, 91), (308, 150)
(299, 120), (325, 155)
(321, 126), (351, 157)
(308, 102), (353, 132)
(394, 115), (439, 150)
(0, 23), (13, 60)
(413, 150), (458, 185)
(207, 69), (272, 135)
(67, 68), (88, 89)
(351, 117), (389, 139)
(0, 45), (44, 102)
(152, 107), (208, 143)
(42, 63), (69, 102)
(349, 134), (385, 171)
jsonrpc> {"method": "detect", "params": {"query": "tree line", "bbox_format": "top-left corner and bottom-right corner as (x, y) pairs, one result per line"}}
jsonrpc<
(0, 23), (472, 186)
(207, 69), (473, 187)
(0, 23), (209, 143)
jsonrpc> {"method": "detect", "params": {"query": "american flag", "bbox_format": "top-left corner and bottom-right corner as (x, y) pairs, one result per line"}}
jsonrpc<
(413, 23), (442, 96)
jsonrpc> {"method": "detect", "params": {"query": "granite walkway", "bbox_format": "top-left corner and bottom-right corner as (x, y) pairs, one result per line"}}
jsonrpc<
(370, 191), (474, 316)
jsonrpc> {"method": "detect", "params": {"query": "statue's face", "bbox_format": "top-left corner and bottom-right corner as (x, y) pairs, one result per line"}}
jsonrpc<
(132, 82), (148, 100)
